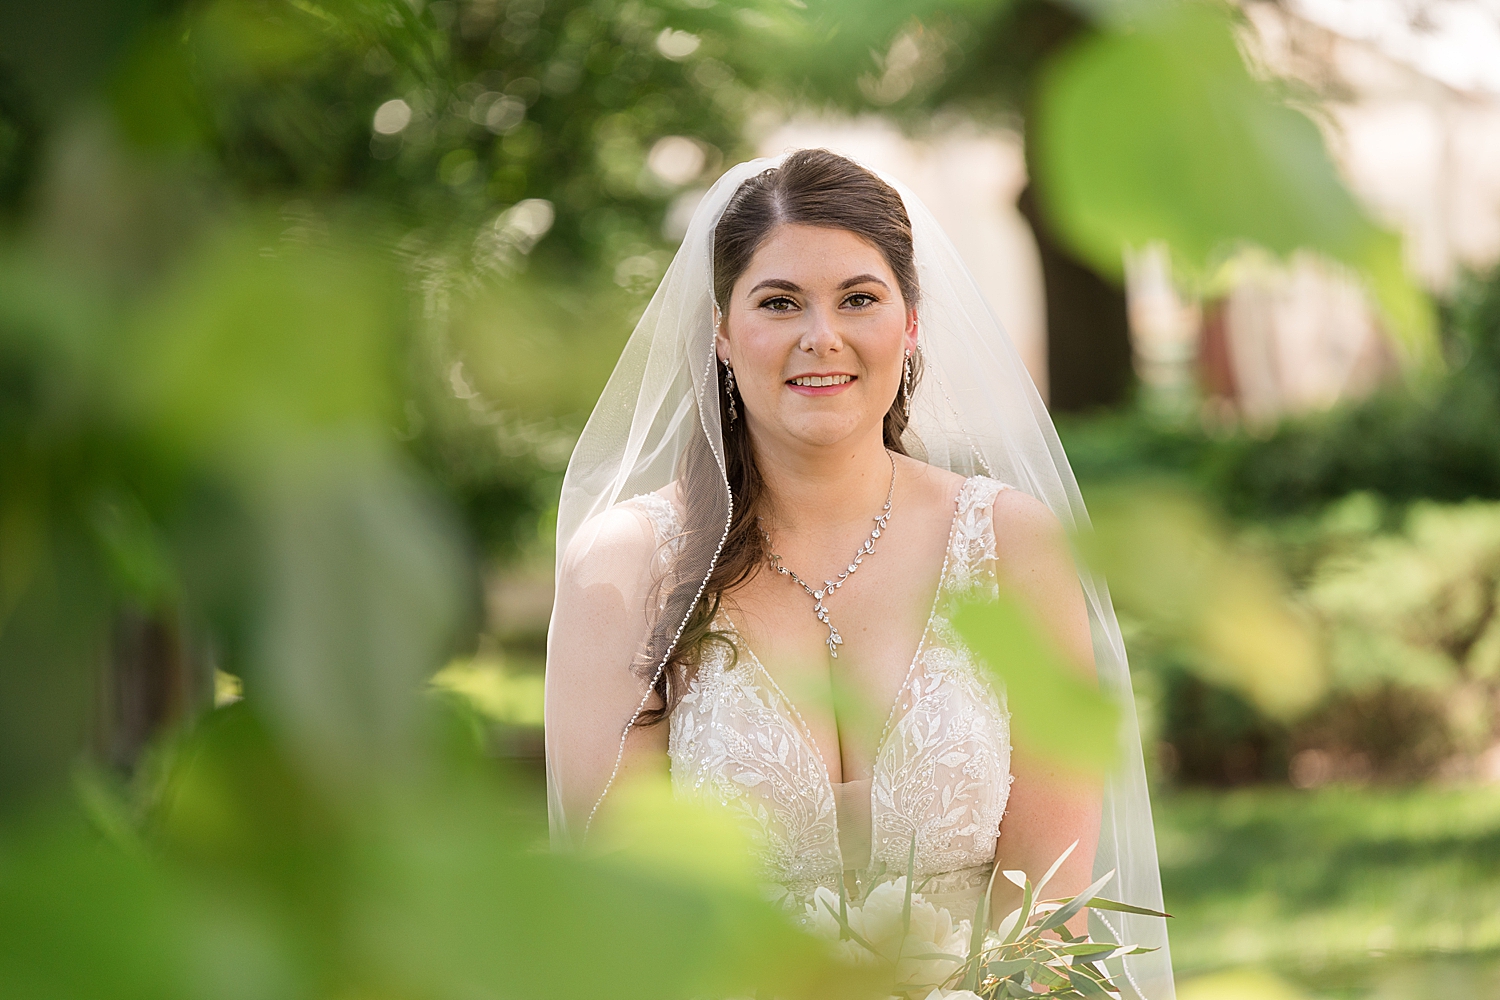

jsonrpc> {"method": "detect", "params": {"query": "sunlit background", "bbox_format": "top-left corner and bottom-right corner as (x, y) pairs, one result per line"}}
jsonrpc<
(2, 1), (1499, 998)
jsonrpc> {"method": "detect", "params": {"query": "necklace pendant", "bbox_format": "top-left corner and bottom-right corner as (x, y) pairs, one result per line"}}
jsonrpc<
(759, 450), (896, 664)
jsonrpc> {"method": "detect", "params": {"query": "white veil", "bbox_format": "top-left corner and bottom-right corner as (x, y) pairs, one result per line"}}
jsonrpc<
(544, 152), (1174, 999)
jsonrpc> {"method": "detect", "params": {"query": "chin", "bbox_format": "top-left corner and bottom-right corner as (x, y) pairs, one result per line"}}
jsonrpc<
(781, 412), (872, 449)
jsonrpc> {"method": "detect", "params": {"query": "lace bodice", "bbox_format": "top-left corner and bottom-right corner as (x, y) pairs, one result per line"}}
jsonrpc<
(625, 477), (1014, 914)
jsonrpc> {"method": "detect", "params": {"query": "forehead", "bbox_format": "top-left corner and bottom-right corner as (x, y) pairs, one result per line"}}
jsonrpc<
(736, 223), (893, 287)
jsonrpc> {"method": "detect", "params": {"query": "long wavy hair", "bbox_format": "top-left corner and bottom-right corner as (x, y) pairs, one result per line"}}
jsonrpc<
(635, 149), (925, 727)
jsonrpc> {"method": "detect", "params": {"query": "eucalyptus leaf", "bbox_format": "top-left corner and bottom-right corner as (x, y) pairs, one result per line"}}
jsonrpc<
(1004, 876), (1034, 946)
(1035, 839), (1079, 899)
(1059, 942), (1120, 958)
(1041, 870), (1117, 932)
(986, 958), (1033, 979)
(1067, 966), (1113, 998)
(963, 887), (987, 990)
(1084, 896), (1172, 919)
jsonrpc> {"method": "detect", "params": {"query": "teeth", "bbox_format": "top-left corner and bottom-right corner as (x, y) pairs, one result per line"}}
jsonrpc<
(790, 374), (853, 387)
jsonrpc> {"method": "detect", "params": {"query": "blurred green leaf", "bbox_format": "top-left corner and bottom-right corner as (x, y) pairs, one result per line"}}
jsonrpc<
(0, 575), (107, 805)
(249, 439), (468, 782)
(1081, 482), (1325, 719)
(117, 225), (405, 463)
(107, 24), (203, 150)
(951, 594), (1120, 773)
(150, 707), (875, 1000)
(1033, 2), (1435, 355)
(0, 1), (162, 115)
(0, 816), (196, 1000)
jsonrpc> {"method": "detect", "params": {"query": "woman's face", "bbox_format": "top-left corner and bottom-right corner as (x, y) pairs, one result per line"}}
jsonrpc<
(717, 223), (917, 453)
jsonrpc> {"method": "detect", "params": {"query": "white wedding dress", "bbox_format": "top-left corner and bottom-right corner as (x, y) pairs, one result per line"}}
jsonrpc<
(624, 476), (1014, 918)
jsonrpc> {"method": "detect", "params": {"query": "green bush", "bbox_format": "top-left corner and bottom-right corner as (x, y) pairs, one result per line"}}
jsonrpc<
(1133, 494), (1500, 786)
(1058, 270), (1500, 784)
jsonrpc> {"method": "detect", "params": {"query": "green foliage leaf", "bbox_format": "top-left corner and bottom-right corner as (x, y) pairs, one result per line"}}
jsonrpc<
(987, 957), (1033, 979)
(1040, 869), (1116, 931)
(1067, 964), (1113, 998)
(1059, 941), (1124, 957)
(1085, 896), (1173, 919)
(0, 819), (198, 1000)
(1004, 875), (1034, 947)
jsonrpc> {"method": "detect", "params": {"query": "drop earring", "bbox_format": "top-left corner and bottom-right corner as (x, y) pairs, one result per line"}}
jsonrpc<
(723, 361), (738, 425)
(901, 348), (913, 419)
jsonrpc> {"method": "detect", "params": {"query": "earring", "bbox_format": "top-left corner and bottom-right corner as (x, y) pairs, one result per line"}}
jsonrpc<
(901, 349), (913, 419)
(723, 361), (738, 425)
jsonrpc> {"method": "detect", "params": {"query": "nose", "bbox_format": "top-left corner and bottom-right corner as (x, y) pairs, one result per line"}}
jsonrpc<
(798, 301), (842, 356)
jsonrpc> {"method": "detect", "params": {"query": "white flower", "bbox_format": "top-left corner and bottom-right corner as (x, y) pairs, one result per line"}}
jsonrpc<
(924, 991), (984, 1000)
(804, 885), (845, 939)
(802, 878), (971, 990)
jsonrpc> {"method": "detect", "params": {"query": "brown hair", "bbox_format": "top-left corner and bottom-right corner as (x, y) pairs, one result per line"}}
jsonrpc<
(635, 149), (924, 726)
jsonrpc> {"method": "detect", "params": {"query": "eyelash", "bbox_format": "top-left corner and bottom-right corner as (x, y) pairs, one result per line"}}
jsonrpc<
(759, 293), (879, 311)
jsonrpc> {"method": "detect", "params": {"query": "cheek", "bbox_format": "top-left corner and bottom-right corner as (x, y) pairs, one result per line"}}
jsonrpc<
(728, 316), (789, 381)
(864, 317), (910, 371)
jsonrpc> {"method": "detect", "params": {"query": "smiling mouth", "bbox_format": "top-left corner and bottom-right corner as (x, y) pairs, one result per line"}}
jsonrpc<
(787, 374), (855, 387)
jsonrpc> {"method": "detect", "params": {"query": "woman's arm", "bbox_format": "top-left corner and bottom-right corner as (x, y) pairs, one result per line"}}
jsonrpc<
(988, 488), (1103, 935)
(545, 506), (671, 846)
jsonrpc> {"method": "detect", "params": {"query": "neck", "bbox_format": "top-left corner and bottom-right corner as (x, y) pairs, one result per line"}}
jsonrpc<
(750, 426), (894, 540)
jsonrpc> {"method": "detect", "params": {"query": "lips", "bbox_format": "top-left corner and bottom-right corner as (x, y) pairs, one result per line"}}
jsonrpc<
(787, 373), (855, 387)
(786, 372), (857, 396)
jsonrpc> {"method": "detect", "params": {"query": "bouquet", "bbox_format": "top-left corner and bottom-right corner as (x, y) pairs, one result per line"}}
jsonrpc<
(803, 841), (1168, 999)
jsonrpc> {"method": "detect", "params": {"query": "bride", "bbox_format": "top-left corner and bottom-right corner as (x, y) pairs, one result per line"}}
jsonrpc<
(544, 149), (1173, 998)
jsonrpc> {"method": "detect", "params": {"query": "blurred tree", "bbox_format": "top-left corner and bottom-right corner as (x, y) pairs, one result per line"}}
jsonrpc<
(922, 0), (1140, 411)
(0, 0), (797, 778)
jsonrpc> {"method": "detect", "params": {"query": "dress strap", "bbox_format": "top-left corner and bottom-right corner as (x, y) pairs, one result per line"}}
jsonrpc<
(622, 491), (684, 550)
(621, 491), (687, 587)
(945, 476), (1012, 597)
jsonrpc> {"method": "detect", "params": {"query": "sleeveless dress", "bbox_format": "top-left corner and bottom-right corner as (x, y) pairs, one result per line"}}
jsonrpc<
(624, 476), (1015, 920)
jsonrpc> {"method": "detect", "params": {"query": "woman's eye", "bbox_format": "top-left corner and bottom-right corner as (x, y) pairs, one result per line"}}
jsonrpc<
(844, 293), (877, 308)
(761, 296), (797, 311)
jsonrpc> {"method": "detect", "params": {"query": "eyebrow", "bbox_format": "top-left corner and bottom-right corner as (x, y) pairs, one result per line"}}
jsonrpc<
(745, 274), (892, 297)
(747, 278), (802, 296)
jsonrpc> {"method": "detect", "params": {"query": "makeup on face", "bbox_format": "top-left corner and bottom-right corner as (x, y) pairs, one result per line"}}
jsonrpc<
(720, 225), (912, 446)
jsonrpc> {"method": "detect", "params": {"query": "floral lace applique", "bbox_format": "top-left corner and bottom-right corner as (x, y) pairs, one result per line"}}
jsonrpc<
(669, 636), (844, 906)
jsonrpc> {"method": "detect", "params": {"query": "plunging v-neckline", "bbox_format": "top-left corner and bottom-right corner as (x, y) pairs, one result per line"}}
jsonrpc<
(718, 477), (972, 792)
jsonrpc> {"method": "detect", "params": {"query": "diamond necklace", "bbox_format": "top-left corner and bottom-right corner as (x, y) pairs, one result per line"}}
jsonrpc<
(759, 450), (897, 658)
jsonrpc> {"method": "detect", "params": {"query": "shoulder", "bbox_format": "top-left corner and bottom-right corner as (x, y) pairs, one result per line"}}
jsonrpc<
(981, 483), (1080, 595)
(985, 482), (1068, 550)
(894, 453), (966, 515)
(981, 481), (1095, 677)
(556, 488), (681, 592)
